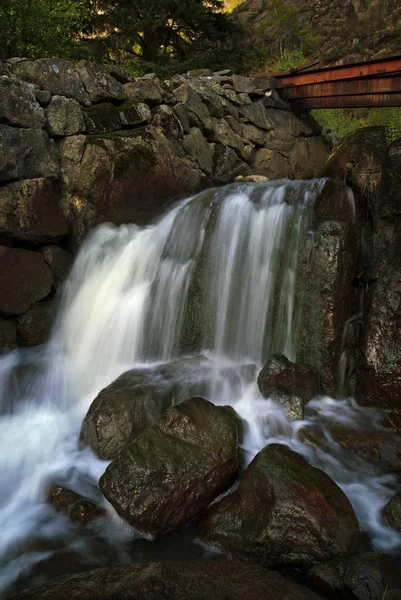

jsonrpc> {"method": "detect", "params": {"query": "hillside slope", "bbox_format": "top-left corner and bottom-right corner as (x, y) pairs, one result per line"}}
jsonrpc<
(232, 0), (401, 69)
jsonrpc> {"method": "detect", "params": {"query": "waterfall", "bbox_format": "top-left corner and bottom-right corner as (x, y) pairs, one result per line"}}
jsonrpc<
(0, 180), (399, 594)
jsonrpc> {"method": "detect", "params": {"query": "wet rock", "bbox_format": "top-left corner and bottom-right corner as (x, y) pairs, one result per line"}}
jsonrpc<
(15, 300), (55, 347)
(0, 318), (17, 353)
(264, 129), (295, 156)
(0, 76), (45, 129)
(297, 219), (359, 396)
(299, 423), (401, 473)
(382, 490), (401, 532)
(308, 553), (387, 600)
(123, 80), (162, 105)
(6, 560), (326, 600)
(198, 443), (359, 570)
(11, 58), (91, 106)
(40, 246), (73, 290)
(48, 485), (104, 526)
(75, 61), (124, 104)
(0, 178), (68, 243)
(81, 356), (243, 460)
(45, 95), (84, 136)
(383, 410), (401, 432)
(0, 247), (53, 316)
(181, 127), (213, 174)
(268, 389), (304, 421)
(257, 354), (320, 403)
(100, 397), (239, 536)
(266, 109), (318, 137)
(0, 125), (59, 182)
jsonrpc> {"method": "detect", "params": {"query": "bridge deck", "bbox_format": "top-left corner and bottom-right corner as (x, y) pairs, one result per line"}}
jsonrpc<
(251, 56), (401, 109)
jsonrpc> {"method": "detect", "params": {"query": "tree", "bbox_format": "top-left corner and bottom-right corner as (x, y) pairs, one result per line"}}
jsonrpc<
(92, 0), (238, 66)
(0, 0), (92, 61)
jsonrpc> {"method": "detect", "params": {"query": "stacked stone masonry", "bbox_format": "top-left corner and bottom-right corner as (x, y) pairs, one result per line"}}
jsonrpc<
(0, 58), (330, 351)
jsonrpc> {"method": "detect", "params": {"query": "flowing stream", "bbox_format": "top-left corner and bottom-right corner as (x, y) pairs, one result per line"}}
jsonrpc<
(0, 180), (400, 594)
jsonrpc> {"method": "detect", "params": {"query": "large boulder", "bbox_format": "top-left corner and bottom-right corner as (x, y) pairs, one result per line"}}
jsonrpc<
(308, 554), (391, 600)
(123, 80), (163, 105)
(81, 356), (226, 460)
(0, 247), (53, 316)
(0, 76), (45, 129)
(11, 58), (91, 106)
(0, 125), (59, 182)
(257, 354), (320, 403)
(100, 397), (239, 536)
(6, 560), (326, 600)
(181, 127), (213, 174)
(198, 443), (360, 570)
(0, 178), (68, 243)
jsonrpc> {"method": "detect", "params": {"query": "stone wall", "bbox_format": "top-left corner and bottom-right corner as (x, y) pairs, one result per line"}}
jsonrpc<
(0, 58), (330, 351)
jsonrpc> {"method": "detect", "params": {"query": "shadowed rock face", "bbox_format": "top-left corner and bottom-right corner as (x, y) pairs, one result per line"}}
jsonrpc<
(257, 353), (320, 403)
(308, 553), (399, 600)
(6, 560), (326, 600)
(356, 139), (401, 409)
(99, 397), (239, 536)
(382, 490), (401, 532)
(198, 443), (360, 571)
(0, 247), (53, 316)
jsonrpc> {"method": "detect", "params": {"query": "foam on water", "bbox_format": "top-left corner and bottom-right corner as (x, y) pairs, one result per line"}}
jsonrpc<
(0, 180), (399, 593)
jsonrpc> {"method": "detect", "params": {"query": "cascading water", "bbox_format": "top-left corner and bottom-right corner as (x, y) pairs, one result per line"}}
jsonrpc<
(0, 180), (400, 595)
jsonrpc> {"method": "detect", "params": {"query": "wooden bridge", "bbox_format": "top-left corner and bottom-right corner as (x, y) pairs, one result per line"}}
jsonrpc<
(252, 55), (401, 109)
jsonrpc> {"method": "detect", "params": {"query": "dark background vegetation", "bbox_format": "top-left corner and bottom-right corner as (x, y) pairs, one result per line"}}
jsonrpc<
(1, 0), (401, 139)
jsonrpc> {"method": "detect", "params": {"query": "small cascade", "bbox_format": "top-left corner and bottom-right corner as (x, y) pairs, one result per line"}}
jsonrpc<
(0, 179), (399, 594)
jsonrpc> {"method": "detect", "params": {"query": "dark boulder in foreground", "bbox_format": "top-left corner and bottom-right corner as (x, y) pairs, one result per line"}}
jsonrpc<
(257, 354), (320, 403)
(100, 397), (239, 536)
(81, 356), (245, 460)
(6, 560), (325, 600)
(308, 553), (399, 600)
(198, 443), (359, 570)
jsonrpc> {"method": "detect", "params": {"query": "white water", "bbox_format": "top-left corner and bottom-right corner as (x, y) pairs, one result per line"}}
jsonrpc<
(0, 180), (400, 594)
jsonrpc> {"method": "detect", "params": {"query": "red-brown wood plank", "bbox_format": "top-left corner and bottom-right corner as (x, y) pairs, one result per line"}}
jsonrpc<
(292, 92), (401, 109)
(269, 56), (401, 88)
(286, 76), (401, 99)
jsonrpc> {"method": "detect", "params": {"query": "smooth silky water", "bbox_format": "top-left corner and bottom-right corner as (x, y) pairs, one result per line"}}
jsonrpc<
(0, 181), (400, 593)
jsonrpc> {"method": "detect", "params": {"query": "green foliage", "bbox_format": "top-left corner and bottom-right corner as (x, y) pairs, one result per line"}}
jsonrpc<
(312, 107), (401, 143)
(0, 0), (92, 61)
(92, 0), (240, 67)
(271, 49), (306, 72)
